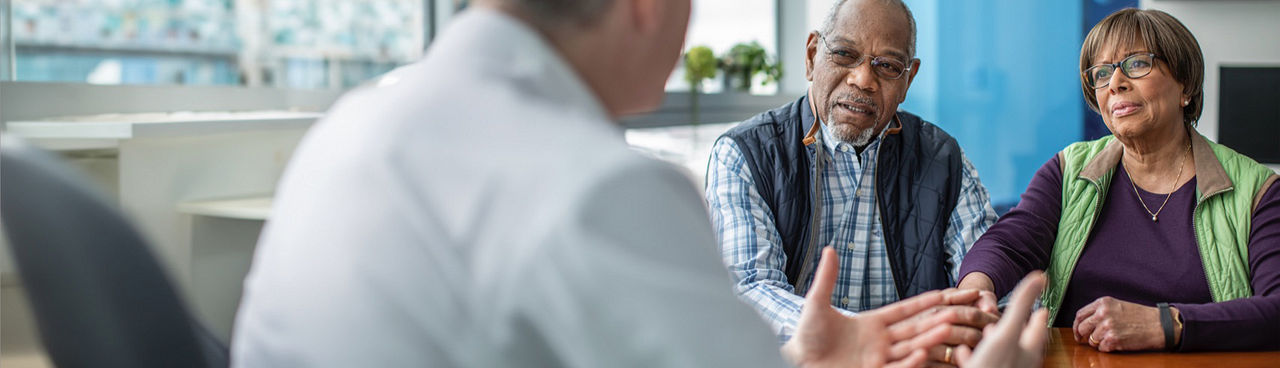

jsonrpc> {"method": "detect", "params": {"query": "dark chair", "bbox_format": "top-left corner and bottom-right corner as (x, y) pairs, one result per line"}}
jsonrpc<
(0, 136), (228, 368)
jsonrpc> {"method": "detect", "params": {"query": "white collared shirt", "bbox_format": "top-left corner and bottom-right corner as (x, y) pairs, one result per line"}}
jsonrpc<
(232, 8), (786, 368)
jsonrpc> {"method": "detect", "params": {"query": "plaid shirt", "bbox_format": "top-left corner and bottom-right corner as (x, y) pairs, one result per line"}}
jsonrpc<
(705, 120), (996, 341)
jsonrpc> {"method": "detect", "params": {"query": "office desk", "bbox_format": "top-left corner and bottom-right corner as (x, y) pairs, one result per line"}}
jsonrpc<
(1044, 328), (1280, 367)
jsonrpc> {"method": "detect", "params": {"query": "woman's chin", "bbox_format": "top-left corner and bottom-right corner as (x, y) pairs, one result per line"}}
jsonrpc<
(1106, 117), (1155, 139)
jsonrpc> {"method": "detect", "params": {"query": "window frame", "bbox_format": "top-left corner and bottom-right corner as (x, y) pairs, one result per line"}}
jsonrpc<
(2, 0), (808, 129)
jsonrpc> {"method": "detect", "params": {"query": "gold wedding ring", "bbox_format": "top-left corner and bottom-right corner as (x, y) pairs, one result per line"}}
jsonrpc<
(1089, 335), (1099, 346)
(943, 346), (954, 364)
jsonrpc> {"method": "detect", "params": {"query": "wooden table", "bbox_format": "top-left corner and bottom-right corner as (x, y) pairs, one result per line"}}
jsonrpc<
(1044, 328), (1280, 367)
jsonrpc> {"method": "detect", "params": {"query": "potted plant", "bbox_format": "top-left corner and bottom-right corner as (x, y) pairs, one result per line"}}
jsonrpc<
(721, 41), (782, 93)
(683, 45), (718, 125)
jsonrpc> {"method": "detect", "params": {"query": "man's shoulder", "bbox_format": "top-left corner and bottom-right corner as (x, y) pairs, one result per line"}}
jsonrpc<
(894, 110), (962, 158)
(897, 111), (959, 145)
(722, 95), (806, 142)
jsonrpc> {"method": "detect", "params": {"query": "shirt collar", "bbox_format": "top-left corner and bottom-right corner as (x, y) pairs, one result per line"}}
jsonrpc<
(815, 113), (896, 155)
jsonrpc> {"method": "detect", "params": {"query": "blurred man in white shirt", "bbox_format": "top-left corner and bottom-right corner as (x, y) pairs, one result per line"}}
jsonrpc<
(231, 0), (1043, 367)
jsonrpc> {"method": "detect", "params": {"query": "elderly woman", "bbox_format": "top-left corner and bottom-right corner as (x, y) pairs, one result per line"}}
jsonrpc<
(957, 8), (1280, 352)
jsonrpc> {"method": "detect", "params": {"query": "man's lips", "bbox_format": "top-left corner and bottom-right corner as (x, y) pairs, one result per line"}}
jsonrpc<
(835, 101), (874, 115)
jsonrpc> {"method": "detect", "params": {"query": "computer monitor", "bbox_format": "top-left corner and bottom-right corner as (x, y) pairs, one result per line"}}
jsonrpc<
(1218, 66), (1280, 165)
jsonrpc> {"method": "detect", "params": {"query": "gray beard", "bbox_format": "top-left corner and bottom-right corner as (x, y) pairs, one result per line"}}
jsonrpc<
(827, 116), (879, 147)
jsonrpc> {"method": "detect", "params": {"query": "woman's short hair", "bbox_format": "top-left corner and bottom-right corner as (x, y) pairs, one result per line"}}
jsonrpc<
(1080, 8), (1204, 126)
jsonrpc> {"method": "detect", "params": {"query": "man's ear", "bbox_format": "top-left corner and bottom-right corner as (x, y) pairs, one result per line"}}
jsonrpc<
(805, 31), (819, 81)
(630, 0), (660, 34)
(900, 58), (921, 103)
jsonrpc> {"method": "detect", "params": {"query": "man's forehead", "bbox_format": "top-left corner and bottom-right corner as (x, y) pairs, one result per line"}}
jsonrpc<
(827, 2), (912, 52)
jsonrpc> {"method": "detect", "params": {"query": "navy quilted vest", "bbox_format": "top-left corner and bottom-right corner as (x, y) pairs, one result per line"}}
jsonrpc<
(720, 94), (963, 299)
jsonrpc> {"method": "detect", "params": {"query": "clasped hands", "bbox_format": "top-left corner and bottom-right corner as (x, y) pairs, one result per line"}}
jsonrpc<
(1072, 296), (1178, 352)
(781, 248), (1049, 368)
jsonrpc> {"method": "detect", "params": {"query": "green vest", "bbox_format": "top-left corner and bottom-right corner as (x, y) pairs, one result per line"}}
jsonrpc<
(1043, 133), (1279, 324)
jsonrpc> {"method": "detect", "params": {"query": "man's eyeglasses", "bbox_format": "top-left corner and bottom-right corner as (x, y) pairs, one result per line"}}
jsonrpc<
(817, 34), (913, 80)
(1083, 53), (1158, 89)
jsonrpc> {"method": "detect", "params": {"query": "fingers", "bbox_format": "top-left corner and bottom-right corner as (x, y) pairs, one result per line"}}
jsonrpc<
(976, 290), (1000, 316)
(1020, 309), (1051, 351)
(889, 324), (951, 360)
(1073, 297), (1105, 341)
(887, 314), (936, 342)
(887, 305), (995, 349)
(923, 345), (961, 367)
(941, 325), (984, 348)
(869, 290), (946, 325)
(885, 349), (928, 368)
(987, 272), (1047, 349)
(802, 247), (840, 308)
(939, 288), (981, 306)
(952, 345), (973, 366)
(1001, 271), (1046, 330)
(885, 305), (993, 345)
(1073, 309), (1101, 345)
(931, 305), (1000, 329)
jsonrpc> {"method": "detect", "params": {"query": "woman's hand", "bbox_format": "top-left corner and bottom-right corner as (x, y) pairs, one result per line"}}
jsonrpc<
(1072, 297), (1165, 352)
(957, 272), (1001, 316)
(953, 271), (1049, 368)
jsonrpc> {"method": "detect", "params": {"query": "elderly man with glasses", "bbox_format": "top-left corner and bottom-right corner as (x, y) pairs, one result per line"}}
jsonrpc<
(706, 0), (1000, 365)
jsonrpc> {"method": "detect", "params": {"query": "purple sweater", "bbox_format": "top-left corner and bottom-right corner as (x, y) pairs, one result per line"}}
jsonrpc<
(958, 155), (1280, 351)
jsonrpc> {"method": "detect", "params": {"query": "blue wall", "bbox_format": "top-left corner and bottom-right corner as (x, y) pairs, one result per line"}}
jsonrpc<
(900, 0), (1086, 208)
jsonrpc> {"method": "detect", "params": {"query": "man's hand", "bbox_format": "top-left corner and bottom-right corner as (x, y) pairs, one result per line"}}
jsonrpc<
(883, 275), (1001, 367)
(781, 247), (953, 368)
(953, 271), (1049, 368)
(890, 289), (999, 366)
(1072, 296), (1165, 352)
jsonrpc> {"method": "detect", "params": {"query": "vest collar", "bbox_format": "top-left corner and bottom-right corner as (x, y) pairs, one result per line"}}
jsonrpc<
(801, 91), (902, 147)
(1077, 129), (1232, 201)
(1191, 131), (1233, 200)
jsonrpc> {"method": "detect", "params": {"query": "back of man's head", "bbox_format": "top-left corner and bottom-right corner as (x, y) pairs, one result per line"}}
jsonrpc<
(474, 0), (689, 117)
(482, 0), (617, 30)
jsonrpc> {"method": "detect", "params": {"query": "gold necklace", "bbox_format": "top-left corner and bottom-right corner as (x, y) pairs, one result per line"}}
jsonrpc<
(1122, 143), (1190, 222)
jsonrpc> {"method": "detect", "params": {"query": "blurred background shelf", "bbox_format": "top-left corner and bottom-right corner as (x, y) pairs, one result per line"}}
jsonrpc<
(178, 195), (273, 221)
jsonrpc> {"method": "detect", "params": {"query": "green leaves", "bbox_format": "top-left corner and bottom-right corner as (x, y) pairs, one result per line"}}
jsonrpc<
(683, 45), (719, 92)
(723, 42), (783, 91)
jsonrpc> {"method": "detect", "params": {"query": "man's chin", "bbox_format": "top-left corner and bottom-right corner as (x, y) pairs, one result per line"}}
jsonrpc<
(830, 120), (875, 135)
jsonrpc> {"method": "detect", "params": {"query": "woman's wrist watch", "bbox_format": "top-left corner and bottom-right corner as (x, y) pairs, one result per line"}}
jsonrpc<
(1158, 303), (1184, 350)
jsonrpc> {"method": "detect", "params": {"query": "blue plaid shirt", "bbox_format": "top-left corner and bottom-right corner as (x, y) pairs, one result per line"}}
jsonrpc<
(705, 119), (996, 341)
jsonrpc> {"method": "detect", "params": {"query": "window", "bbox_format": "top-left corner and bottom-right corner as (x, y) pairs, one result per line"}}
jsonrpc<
(665, 0), (777, 94)
(634, 0), (779, 178)
(8, 0), (424, 89)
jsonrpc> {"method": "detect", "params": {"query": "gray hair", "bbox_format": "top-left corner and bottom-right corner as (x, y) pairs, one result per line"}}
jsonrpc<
(494, 0), (617, 28)
(818, 0), (917, 58)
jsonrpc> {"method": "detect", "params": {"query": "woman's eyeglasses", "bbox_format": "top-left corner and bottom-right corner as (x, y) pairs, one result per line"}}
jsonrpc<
(1084, 53), (1158, 89)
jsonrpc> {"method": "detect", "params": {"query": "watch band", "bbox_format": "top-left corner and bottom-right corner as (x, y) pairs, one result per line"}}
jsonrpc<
(1158, 302), (1175, 351)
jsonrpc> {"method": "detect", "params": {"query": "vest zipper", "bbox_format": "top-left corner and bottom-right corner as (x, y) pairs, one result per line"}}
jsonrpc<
(794, 134), (828, 295)
(1048, 177), (1107, 324)
(1191, 186), (1233, 302)
(873, 154), (900, 300)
